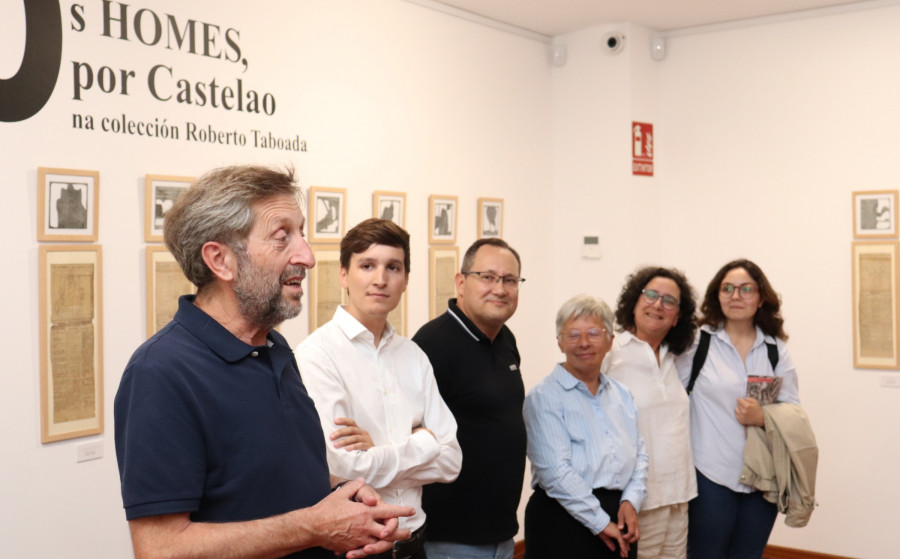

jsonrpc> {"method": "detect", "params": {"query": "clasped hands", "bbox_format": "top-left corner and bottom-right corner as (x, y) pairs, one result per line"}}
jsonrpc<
(598, 500), (639, 558)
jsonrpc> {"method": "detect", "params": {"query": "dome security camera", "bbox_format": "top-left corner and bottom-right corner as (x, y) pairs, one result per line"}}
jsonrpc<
(603, 32), (625, 54)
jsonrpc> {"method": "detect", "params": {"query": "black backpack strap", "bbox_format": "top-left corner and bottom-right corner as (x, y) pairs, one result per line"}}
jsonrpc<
(765, 340), (779, 372)
(687, 330), (711, 395)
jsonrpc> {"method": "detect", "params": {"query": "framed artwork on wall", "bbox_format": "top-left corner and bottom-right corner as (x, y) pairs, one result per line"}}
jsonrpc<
(388, 292), (408, 337)
(39, 245), (104, 443)
(428, 195), (458, 244)
(429, 246), (459, 319)
(477, 197), (503, 239)
(853, 190), (898, 239)
(145, 174), (194, 242)
(146, 246), (195, 336)
(309, 186), (347, 244)
(308, 245), (346, 331)
(852, 241), (900, 369)
(373, 191), (406, 228)
(37, 167), (99, 242)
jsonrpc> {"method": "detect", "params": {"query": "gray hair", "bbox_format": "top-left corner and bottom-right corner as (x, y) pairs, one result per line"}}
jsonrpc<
(163, 164), (300, 288)
(555, 294), (614, 338)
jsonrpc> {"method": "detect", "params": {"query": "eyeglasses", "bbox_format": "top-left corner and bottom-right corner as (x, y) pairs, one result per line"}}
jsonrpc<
(641, 289), (679, 310)
(562, 328), (608, 344)
(462, 271), (526, 290)
(720, 283), (758, 299)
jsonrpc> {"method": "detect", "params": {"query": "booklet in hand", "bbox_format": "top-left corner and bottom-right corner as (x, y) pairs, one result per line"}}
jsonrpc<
(746, 375), (782, 405)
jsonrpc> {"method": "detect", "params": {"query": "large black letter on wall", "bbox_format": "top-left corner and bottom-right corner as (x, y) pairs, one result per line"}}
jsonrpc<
(0, 0), (62, 122)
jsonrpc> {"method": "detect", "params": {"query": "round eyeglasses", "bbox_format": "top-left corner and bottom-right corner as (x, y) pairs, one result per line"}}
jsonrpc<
(641, 289), (679, 310)
(720, 283), (758, 299)
(462, 271), (525, 290)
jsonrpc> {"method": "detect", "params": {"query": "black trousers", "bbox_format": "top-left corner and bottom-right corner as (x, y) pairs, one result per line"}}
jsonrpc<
(524, 487), (637, 559)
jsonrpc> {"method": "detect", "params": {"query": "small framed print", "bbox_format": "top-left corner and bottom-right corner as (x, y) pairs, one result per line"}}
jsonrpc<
(429, 195), (458, 244)
(39, 245), (103, 443)
(429, 246), (459, 319)
(146, 246), (195, 336)
(852, 241), (900, 369)
(37, 167), (99, 242)
(853, 190), (898, 239)
(145, 174), (194, 242)
(309, 245), (347, 331)
(388, 292), (408, 337)
(373, 191), (406, 228)
(478, 198), (503, 239)
(309, 187), (347, 244)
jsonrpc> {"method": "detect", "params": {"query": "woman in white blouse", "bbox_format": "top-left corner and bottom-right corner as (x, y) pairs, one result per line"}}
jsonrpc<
(605, 266), (698, 559)
(678, 259), (799, 559)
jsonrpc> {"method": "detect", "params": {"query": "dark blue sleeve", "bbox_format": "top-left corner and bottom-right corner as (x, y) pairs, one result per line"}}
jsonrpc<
(114, 346), (206, 520)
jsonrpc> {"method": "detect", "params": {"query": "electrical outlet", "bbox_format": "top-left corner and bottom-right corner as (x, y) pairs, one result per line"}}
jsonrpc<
(76, 441), (103, 463)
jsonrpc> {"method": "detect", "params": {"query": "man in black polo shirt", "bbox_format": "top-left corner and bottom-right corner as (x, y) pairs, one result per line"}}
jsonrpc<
(114, 165), (412, 559)
(412, 238), (527, 559)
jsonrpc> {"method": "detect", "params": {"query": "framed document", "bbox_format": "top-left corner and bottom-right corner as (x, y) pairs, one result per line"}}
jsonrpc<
(309, 245), (346, 331)
(388, 292), (408, 337)
(429, 246), (459, 319)
(852, 241), (900, 369)
(145, 246), (195, 336)
(39, 245), (104, 443)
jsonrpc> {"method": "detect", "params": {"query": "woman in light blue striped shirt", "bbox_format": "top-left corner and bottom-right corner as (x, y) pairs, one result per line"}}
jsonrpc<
(524, 294), (648, 559)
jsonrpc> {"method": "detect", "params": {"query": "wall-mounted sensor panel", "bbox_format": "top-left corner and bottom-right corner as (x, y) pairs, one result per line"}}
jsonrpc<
(582, 235), (601, 259)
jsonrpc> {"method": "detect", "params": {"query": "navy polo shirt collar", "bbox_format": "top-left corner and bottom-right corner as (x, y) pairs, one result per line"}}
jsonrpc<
(174, 295), (285, 363)
(446, 298), (513, 346)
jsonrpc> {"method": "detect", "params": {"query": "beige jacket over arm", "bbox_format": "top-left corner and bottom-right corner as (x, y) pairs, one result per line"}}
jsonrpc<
(740, 403), (818, 527)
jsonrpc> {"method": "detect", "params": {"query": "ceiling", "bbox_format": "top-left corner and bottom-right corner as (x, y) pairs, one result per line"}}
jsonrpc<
(424, 0), (875, 36)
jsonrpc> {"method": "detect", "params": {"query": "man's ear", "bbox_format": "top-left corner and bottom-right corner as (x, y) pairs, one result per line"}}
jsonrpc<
(454, 272), (466, 297)
(201, 242), (237, 282)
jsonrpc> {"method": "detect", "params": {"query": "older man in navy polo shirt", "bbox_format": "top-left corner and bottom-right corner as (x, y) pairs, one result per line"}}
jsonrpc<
(114, 165), (413, 558)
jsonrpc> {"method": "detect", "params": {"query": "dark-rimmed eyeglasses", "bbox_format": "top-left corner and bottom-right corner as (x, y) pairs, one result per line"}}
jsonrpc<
(462, 271), (525, 290)
(641, 289), (679, 310)
(720, 283), (758, 299)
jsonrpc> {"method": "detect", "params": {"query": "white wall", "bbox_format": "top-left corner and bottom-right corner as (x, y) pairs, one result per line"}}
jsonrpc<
(0, 1), (552, 556)
(5, 0), (898, 557)
(551, 4), (900, 558)
(660, 7), (900, 558)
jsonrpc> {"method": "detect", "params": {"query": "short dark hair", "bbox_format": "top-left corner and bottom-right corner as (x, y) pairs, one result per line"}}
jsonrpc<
(614, 266), (697, 355)
(700, 258), (787, 340)
(460, 238), (521, 274)
(340, 218), (410, 272)
(164, 164), (299, 289)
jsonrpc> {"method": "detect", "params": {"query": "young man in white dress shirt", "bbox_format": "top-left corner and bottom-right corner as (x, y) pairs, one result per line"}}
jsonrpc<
(296, 218), (462, 559)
